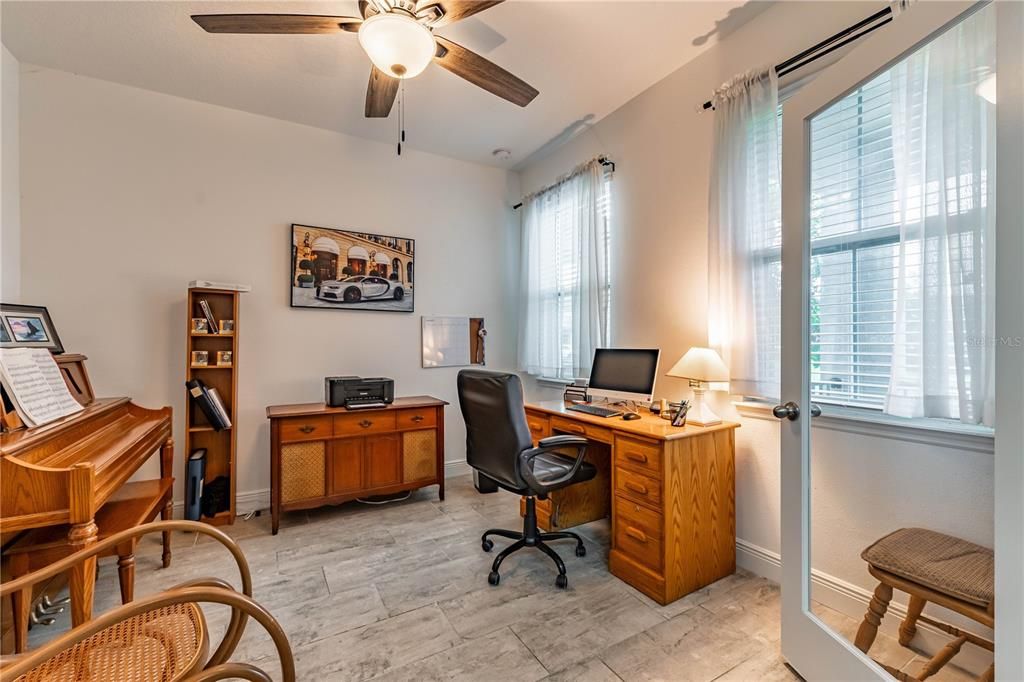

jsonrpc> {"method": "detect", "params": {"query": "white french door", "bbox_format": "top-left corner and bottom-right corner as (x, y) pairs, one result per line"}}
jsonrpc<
(777, 2), (1004, 679)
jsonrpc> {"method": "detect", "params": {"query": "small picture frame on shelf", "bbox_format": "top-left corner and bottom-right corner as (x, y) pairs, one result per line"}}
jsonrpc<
(219, 320), (234, 334)
(216, 351), (232, 367)
(191, 318), (209, 334)
(191, 350), (209, 367)
(1, 304), (65, 354)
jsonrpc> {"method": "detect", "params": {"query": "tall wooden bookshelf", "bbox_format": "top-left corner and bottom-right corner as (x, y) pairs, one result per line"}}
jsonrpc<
(184, 287), (240, 526)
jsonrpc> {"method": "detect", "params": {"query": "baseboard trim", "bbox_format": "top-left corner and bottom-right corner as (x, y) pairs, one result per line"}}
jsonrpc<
(171, 461), (472, 518)
(736, 538), (992, 675)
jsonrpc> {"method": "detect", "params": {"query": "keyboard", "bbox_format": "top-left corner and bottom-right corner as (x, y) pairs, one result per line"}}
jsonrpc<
(566, 404), (623, 418)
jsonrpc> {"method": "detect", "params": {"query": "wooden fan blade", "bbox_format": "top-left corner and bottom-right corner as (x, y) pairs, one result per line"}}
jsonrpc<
(433, 37), (538, 107)
(191, 14), (362, 34)
(422, 1), (504, 28)
(365, 67), (400, 118)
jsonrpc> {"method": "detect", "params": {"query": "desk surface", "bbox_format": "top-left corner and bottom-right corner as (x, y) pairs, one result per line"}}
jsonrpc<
(266, 395), (448, 419)
(526, 400), (739, 442)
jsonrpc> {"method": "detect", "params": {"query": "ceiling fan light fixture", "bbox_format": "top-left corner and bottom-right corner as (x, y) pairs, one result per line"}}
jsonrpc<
(358, 13), (436, 80)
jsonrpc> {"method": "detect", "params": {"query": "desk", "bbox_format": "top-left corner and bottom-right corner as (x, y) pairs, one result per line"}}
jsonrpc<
(524, 400), (738, 605)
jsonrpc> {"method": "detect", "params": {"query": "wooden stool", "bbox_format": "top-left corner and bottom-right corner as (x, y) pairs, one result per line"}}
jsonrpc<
(855, 527), (994, 682)
(5, 479), (174, 654)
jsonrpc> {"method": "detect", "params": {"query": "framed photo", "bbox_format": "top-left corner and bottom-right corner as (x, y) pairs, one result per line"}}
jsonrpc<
(1, 304), (64, 354)
(219, 320), (234, 333)
(191, 318), (209, 334)
(191, 351), (209, 367)
(290, 224), (414, 313)
(216, 351), (232, 367)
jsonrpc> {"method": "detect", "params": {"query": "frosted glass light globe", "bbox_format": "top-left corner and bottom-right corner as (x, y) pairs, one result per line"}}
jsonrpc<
(358, 14), (435, 79)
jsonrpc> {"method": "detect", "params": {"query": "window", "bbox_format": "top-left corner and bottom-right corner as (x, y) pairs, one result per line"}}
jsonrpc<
(753, 5), (995, 418)
(518, 160), (612, 381)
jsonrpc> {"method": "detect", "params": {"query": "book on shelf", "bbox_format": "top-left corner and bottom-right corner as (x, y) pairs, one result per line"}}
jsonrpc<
(198, 299), (220, 335)
(186, 378), (231, 430)
(0, 348), (84, 428)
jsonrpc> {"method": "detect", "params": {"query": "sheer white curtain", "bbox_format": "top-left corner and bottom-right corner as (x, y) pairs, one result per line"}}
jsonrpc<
(884, 6), (996, 425)
(518, 158), (610, 380)
(707, 67), (782, 399)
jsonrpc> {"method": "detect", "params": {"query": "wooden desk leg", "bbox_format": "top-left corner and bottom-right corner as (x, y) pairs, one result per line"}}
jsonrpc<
(67, 520), (98, 628)
(10, 553), (30, 654)
(160, 437), (174, 568)
(117, 540), (136, 603)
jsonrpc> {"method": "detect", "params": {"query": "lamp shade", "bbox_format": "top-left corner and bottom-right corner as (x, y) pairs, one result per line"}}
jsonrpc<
(667, 347), (729, 382)
(358, 14), (436, 80)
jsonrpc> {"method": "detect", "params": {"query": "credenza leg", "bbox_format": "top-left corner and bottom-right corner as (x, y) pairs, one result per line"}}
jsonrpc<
(67, 520), (98, 628)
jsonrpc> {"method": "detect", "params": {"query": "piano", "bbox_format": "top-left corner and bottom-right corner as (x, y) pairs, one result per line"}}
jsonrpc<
(1, 354), (173, 647)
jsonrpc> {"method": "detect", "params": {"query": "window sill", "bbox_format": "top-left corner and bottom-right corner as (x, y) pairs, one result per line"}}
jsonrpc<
(535, 376), (572, 389)
(733, 400), (994, 454)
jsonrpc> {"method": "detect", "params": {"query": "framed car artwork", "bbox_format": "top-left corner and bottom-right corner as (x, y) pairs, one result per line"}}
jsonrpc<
(290, 224), (415, 313)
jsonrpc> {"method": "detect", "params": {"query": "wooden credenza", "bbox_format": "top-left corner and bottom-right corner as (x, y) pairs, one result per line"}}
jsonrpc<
(523, 401), (738, 606)
(266, 396), (447, 534)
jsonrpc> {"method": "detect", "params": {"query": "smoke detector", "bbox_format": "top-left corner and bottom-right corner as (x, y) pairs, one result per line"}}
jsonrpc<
(492, 148), (512, 161)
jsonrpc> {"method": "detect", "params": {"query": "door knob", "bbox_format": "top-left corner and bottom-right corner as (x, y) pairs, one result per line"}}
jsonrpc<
(810, 403), (822, 418)
(773, 402), (800, 420)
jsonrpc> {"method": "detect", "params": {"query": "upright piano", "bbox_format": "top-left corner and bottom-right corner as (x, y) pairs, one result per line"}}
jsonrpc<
(0, 354), (173, 648)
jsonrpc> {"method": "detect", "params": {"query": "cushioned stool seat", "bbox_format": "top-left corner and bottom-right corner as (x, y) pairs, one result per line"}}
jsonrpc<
(862, 527), (994, 608)
(855, 528), (994, 682)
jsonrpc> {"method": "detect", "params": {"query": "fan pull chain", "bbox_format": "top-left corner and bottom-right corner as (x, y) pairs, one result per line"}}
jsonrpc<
(397, 81), (406, 156)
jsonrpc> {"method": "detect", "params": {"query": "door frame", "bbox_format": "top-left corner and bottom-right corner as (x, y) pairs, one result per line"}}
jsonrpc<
(779, 3), (991, 679)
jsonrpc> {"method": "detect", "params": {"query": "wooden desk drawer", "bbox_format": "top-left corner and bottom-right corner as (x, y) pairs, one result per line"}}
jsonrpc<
(279, 416), (333, 443)
(614, 496), (663, 570)
(615, 467), (662, 507)
(397, 408), (436, 429)
(615, 435), (662, 476)
(335, 412), (397, 436)
(550, 416), (613, 444)
(525, 412), (551, 441)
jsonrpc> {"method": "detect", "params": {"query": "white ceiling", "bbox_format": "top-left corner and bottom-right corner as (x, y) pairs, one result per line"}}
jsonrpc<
(2, 1), (767, 167)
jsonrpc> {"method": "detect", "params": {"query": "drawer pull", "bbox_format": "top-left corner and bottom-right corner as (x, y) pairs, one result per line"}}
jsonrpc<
(625, 481), (649, 496)
(412, 415), (425, 423)
(298, 425), (316, 434)
(359, 419), (373, 429)
(625, 451), (648, 464)
(565, 424), (585, 434)
(625, 527), (648, 543)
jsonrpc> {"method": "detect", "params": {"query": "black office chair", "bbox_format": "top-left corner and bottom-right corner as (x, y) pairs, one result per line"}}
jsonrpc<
(457, 369), (598, 588)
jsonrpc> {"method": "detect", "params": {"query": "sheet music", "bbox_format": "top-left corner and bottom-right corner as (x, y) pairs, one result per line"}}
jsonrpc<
(421, 316), (471, 368)
(0, 348), (84, 427)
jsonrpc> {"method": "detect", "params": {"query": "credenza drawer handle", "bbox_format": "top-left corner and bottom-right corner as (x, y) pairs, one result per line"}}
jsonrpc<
(625, 527), (648, 543)
(624, 481), (649, 496)
(298, 425), (315, 434)
(412, 415), (425, 423)
(626, 451), (648, 464)
(359, 420), (373, 428)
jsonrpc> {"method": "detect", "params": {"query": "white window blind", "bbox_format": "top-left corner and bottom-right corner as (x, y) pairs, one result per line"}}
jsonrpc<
(518, 160), (612, 380)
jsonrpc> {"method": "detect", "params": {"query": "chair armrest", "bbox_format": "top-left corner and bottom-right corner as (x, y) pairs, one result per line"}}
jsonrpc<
(517, 437), (589, 494)
(538, 434), (588, 448)
(0, 586), (295, 682)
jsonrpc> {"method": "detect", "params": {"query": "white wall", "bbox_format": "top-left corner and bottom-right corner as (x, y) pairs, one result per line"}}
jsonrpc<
(516, 0), (994, 654)
(1, 44), (19, 301)
(17, 66), (520, 509)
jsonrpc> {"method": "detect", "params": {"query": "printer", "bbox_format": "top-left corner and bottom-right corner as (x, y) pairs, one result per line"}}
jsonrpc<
(325, 376), (395, 409)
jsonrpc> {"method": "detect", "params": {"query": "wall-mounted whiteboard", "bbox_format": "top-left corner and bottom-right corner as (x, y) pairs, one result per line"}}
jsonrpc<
(421, 316), (486, 368)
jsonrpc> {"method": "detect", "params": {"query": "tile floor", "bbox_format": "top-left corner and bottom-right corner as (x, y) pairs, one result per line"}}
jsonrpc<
(29, 475), (977, 681)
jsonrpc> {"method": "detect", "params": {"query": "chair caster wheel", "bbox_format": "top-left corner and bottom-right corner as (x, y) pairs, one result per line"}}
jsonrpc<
(488, 571), (500, 586)
(482, 539), (494, 552)
(575, 545), (586, 557)
(555, 574), (568, 589)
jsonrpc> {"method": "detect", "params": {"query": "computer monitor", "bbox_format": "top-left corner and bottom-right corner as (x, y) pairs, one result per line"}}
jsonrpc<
(587, 348), (661, 403)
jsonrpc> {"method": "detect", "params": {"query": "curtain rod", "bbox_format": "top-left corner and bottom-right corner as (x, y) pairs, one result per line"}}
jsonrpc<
(512, 156), (615, 210)
(700, 6), (893, 111)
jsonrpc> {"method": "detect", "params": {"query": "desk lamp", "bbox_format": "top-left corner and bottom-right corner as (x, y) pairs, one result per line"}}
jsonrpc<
(666, 347), (729, 426)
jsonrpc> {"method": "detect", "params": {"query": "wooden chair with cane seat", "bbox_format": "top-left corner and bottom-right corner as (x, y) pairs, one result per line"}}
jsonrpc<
(854, 527), (994, 682)
(0, 520), (295, 682)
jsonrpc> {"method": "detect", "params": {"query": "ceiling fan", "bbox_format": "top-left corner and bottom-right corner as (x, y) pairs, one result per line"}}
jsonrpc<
(191, 0), (539, 119)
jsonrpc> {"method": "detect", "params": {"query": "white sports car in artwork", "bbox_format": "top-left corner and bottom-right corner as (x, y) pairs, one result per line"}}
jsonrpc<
(315, 276), (406, 303)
